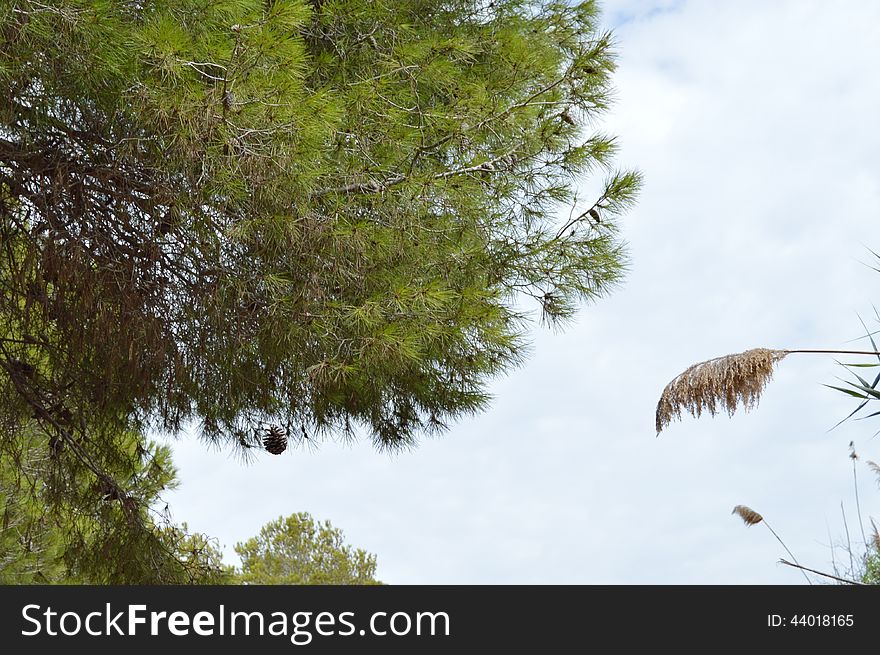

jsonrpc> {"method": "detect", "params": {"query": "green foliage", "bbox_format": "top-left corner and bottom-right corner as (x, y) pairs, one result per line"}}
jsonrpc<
(1, 0), (637, 450)
(0, 428), (232, 584)
(0, 426), (66, 583)
(0, 0), (637, 578)
(864, 549), (880, 585)
(234, 512), (380, 584)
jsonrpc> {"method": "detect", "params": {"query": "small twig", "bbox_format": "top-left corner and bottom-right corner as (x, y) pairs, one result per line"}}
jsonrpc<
(779, 559), (864, 585)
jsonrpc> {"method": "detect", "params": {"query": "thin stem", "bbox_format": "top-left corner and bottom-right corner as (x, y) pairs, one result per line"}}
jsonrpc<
(779, 559), (864, 585)
(784, 349), (880, 356)
(827, 520), (839, 579)
(763, 520), (812, 585)
(852, 458), (868, 549)
(841, 502), (855, 577)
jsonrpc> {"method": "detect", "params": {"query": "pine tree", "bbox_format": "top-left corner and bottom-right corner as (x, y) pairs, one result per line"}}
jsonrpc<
(235, 512), (380, 584)
(0, 427), (231, 584)
(1, 0), (640, 560)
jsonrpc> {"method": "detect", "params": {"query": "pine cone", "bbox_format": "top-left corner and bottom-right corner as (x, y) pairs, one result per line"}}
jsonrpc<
(263, 425), (288, 455)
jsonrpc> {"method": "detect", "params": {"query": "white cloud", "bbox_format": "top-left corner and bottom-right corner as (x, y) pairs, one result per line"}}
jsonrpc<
(164, 0), (880, 583)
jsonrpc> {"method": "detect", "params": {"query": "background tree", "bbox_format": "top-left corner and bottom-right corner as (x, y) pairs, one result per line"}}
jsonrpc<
(1, 0), (638, 576)
(235, 512), (380, 584)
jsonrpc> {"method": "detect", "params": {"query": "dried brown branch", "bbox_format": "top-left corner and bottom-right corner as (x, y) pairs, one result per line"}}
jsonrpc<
(779, 559), (864, 585)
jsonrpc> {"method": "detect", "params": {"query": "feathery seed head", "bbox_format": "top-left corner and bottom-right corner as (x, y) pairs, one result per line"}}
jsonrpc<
(732, 505), (764, 526)
(656, 348), (788, 434)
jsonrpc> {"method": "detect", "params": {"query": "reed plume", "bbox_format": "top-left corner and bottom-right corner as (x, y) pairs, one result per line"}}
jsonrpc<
(732, 504), (811, 584)
(656, 346), (880, 434)
(732, 505), (764, 526)
(656, 348), (788, 434)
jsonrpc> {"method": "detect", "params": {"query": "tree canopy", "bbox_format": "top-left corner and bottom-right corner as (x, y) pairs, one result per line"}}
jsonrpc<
(0, 0), (639, 559)
(235, 512), (379, 584)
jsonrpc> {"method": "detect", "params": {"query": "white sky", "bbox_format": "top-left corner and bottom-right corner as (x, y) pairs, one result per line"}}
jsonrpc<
(164, 0), (880, 584)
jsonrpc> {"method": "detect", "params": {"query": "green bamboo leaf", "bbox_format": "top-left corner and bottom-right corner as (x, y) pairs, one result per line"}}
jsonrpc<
(857, 314), (880, 364)
(843, 380), (880, 400)
(850, 369), (873, 388)
(824, 384), (870, 400)
(829, 394), (872, 430)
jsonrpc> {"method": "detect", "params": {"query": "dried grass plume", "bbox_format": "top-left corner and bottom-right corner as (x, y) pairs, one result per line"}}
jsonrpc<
(656, 348), (788, 434)
(732, 505), (764, 526)
(867, 460), (880, 484)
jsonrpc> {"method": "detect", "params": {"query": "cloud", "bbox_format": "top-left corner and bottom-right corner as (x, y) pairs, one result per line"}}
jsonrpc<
(164, 0), (880, 583)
